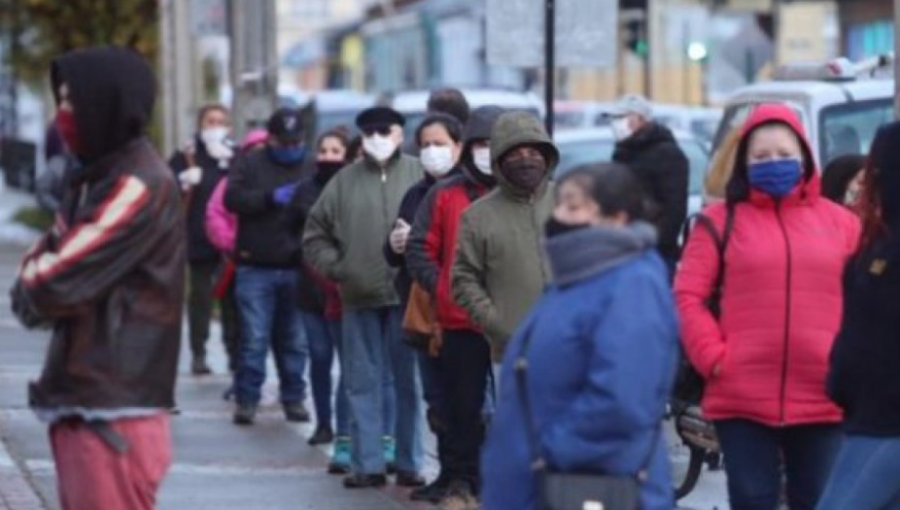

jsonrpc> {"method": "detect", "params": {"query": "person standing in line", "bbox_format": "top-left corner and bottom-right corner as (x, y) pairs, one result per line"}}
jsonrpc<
(10, 46), (183, 510)
(480, 163), (679, 510)
(303, 107), (424, 489)
(170, 103), (236, 375)
(225, 108), (311, 426)
(405, 105), (504, 507)
(427, 88), (470, 126)
(384, 112), (466, 490)
(608, 94), (689, 272)
(821, 154), (866, 208)
(285, 128), (352, 451)
(452, 110), (558, 367)
(676, 104), (860, 510)
(818, 122), (900, 510)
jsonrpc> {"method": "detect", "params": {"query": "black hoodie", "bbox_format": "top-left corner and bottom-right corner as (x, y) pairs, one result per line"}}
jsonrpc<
(828, 121), (900, 436)
(612, 122), (689, 262)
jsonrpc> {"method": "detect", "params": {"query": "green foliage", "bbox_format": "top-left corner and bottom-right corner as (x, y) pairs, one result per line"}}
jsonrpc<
(12, 206), (53, 231)
(0, 0), (159, 86)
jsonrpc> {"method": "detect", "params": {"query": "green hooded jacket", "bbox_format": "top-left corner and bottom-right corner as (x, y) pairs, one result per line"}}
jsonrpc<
(451, 111), (559, 360)
(303, 152), (423, 310)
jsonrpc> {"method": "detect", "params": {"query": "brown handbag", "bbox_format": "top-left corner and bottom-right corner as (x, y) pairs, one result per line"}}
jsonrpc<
(402, 282), (437, 352)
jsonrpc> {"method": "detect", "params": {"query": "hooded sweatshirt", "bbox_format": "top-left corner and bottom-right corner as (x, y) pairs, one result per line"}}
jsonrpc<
(407, 106), (504, 332)
(481, 224), (678, 510)
(675, 103), (860, 426)
(170, 138), (229, 263)
(828, 121), (900, 436)
(451, 111), (559, 360)
(11, 47), (185, 415)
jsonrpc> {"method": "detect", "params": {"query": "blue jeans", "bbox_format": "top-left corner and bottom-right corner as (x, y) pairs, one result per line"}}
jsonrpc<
(817, 435), (900, 510)
(715, 419), (841, 510)
(234, 267), (308, 406)
(300, 311), (350, 436)
(343, 307), (422, 475)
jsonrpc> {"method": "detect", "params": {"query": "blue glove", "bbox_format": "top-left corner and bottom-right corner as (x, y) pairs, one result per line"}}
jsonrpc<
(272, 182), (300, 206)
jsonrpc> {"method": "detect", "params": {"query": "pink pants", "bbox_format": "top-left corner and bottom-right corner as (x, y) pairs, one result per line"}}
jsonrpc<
(50, 413), (172, 510)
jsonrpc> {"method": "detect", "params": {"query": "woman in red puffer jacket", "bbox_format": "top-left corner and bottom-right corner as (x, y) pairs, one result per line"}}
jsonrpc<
(675, 103), (860, 510)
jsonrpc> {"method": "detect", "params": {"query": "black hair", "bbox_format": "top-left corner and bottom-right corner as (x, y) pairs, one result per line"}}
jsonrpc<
(557, 163), (646, 221)
(347, 135), (363, 161)
(416, 112), (463, 148)
(317, 126), (352, 163)
(427, 88), (470, 125)
(821, 154), (865, 203)
(196, 103), (229, 130)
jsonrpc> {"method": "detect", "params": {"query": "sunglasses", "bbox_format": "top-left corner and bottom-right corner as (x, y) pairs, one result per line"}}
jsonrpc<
(362, 126), (392, 137)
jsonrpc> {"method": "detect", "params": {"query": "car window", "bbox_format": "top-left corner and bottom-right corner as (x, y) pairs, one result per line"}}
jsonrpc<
(555, 111), (586, 130)
(819, 99), (893, 166)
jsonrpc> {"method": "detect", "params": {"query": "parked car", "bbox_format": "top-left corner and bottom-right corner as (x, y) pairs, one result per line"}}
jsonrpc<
(279, 87), (376, 135)
(554, 100), (615, 131)
(554, 128), (709, 216)
(653, 104), (723, 146)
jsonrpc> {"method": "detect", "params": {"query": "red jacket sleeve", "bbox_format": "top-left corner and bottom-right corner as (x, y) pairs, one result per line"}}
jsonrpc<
(407, 186), (444, 295)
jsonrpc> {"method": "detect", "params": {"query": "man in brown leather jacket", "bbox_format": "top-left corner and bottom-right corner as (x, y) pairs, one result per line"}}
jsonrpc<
(10, 46), (185, 510)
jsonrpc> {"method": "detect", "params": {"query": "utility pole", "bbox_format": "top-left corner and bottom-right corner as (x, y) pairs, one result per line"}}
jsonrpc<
(544, 0), (555, 137)
(895, 0), (900, 119)
(229, 0), (278, 138)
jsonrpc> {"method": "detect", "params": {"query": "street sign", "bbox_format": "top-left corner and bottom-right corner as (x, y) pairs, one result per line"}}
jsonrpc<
(486, 0), (618, 69)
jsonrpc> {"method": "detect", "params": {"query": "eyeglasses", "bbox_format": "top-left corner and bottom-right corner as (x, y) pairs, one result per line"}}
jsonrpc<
(362, 126), (392, 137)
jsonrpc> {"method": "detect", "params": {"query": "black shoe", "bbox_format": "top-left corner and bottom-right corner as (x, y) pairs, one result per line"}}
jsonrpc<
(343, 473), (387, 489)
(396, 471), (426, 488)
(327, 460), (351, 475)
(410, 476), (451, 503)
(233, 404), (257, 426)
(283, 403), (310, 423)
(191, 357), (212, 375)
(308, 425), (335, 445)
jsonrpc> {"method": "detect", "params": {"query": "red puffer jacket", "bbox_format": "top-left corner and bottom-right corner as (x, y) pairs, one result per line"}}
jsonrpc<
(675, 104), (860, 426)
(407, 172), (489, 331)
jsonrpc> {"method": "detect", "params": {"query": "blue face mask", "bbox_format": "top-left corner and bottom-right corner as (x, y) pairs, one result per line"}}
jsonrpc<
(268, 145), (306, 165)
(747, 158), (803, 198)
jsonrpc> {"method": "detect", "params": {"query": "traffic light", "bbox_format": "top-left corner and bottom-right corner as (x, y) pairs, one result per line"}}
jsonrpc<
(624, 19), (648, 58)
(687, 42), (709, 62)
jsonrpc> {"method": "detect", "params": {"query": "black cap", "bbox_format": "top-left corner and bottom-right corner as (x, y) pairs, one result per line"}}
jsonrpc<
(356, 106), (405, 130)
(267, 108), (304, 144)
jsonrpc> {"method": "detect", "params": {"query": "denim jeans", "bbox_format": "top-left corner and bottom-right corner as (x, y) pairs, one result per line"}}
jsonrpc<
(234, 267), (308, 406)
(715, 419), (841, 510)
(300, 311), (349, 436)
(342, 307), (422, 475)
(817, 435), (900, 510)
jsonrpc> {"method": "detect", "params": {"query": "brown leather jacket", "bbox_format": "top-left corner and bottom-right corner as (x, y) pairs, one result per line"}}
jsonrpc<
(12, 137), (185, 410)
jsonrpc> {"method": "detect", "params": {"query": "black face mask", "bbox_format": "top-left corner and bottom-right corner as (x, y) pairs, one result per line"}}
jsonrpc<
(500, 158), (547, 193)
(316, 161), (344, 183)
(544, 217), (591, 238)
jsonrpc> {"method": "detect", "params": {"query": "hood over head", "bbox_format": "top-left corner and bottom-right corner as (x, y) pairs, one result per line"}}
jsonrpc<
(726, 103), (820, 206)
(459, 106), (505, 187)
(51, 46), (156, 164)
(869, 121), (900, 225)
(489, 111), (559, 194)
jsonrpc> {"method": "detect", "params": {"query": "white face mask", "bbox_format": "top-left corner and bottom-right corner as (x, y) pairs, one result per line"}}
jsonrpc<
(201, 126), (229, 147)
(363, 134), (398, 162)
(611, 117), (634, 141)
(472, 147), (492, 175)
(420, 146), (455, 177)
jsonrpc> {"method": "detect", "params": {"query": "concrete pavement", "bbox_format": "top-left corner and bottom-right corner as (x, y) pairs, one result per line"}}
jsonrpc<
(0, 239), (730, 510)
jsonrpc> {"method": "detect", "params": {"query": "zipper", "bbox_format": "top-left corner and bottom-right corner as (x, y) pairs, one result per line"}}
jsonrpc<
(380, 165), (394, 293)
(530, 194), (549, 282)
(381, 168), (387, 183)
(774, 202), (793, 425)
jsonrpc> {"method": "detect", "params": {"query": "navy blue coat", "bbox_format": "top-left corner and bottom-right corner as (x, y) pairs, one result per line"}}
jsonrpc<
(480, 251), (679, 510)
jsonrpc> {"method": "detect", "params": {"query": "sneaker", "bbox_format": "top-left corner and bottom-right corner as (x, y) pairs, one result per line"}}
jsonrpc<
(327, 436), (352, 475)
(438, 481), (479, 510)
(233, 404), (257, 426)
(191, 357), (212, 375)
(396, 471), (426, 488)
(343, 473), (387, 489)
(283, 403), (310, 423)
(410, 476), (450, 503)
(308, 424), (335, 446)
(383, 436), (396, 473)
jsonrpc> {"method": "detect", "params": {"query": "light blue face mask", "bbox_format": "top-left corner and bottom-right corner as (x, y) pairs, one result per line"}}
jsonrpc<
(748, 158), (802, 198)
(268, 145), (306, 165)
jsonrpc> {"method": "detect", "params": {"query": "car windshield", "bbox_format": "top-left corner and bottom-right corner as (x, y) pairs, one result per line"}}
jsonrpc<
(554, 111), (586, 130)
(554, 138), (708, 196)
(819, 99), (894, 166)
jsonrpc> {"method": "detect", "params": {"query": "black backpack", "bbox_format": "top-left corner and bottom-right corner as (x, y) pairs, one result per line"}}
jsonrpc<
(672, 206), (736, 405)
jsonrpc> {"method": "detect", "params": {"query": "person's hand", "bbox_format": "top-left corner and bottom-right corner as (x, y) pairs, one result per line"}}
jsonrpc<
(272, 182), (300, 206)
(178, 167), (203, 191)
(389, 219), (411, 254)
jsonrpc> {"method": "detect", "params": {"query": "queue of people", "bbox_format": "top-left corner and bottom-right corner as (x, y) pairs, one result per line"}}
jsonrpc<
(13, 44), (900, 510)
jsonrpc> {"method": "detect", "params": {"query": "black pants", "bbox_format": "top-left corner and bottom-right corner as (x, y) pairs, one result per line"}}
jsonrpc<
(440, 329), (491, 491)
(188, 261), (237, 366)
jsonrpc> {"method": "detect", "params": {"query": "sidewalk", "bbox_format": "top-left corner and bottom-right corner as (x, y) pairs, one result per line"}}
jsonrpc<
(0, 184), (40, 247)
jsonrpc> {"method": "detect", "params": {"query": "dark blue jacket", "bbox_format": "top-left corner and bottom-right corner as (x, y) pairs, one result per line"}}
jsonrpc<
(481, 246), (678, 510)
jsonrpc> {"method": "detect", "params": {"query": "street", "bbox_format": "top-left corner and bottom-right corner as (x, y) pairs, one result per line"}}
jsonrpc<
(0, 239), (729, 510)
